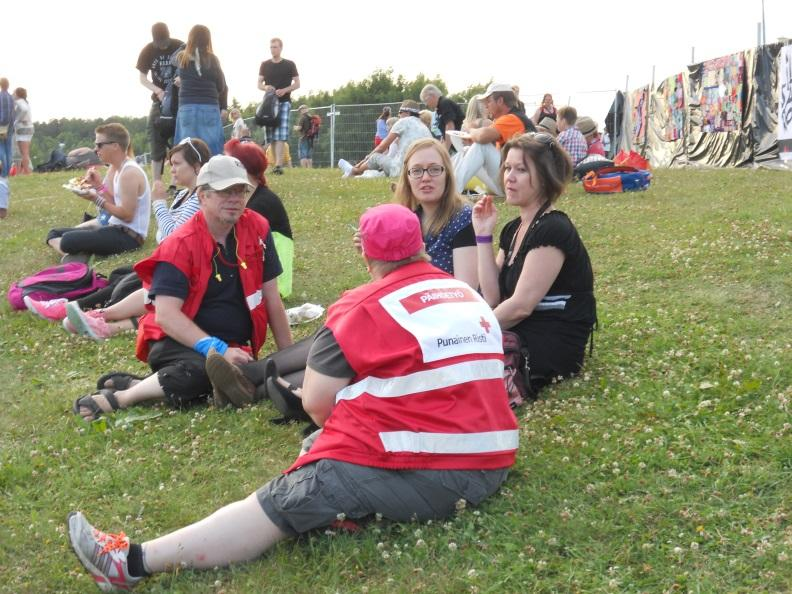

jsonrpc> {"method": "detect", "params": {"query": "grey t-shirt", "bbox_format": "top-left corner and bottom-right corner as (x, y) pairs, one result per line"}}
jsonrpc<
(307, 326), (354, 379)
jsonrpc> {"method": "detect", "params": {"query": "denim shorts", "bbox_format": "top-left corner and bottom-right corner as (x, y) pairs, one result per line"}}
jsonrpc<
(298, 138), (313, 160)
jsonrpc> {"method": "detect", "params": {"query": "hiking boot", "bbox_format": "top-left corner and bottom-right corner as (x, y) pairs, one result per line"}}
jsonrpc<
(205, 352), (257, 407)
(67, 511), (142, 592)
(24, 296), (67, 322)
(66, 302), (112, 341)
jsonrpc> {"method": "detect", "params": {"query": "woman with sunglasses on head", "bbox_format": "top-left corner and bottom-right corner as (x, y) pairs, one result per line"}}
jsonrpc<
(151, 137), (209, 242)
(394, 138), (477, 288)
(27, 138), (211, 340)
(173, 25), (228, 156)
(473, 132), (596, 394)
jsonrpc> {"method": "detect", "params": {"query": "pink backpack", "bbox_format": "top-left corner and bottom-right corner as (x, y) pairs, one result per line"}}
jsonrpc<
(7, 262), (109, 310)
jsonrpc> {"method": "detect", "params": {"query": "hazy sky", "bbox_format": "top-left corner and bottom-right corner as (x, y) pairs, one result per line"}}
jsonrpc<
(2, 0), (790, 125)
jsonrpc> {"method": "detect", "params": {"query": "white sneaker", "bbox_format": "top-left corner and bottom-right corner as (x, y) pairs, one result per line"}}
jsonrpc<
(338, 159), (353, 177)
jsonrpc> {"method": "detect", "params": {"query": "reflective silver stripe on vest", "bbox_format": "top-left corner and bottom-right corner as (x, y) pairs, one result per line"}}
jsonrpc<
(246, 290), (262, 310)
(335, 359), (504, 402)
(379, 429), (519, 454)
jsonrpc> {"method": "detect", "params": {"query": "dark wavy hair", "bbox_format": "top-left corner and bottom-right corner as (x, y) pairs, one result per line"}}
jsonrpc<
(500, 133), (572, 204)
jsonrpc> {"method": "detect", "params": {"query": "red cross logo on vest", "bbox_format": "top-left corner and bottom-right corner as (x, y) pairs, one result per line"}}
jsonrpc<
(479, 316), (491, 333)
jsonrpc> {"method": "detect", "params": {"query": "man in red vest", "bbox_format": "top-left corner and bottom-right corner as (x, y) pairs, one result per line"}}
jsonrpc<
(67, 204), (517, 591)
(73, 156), (292, 422)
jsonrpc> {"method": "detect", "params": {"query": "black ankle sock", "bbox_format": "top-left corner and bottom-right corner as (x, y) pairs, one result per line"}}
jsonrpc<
(127, 543), (150, 577)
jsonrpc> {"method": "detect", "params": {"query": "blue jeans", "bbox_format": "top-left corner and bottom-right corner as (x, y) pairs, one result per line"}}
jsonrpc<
(175, 104), (224, 157)
(0, 129), (13, 177)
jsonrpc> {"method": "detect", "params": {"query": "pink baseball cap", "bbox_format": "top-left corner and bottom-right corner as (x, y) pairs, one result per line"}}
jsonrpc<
(359, 204), (423, 261)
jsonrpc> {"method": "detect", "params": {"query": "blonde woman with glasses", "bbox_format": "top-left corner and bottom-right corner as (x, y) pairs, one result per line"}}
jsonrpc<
(394, 138), (477, 288)
(473, 132), (597, 394)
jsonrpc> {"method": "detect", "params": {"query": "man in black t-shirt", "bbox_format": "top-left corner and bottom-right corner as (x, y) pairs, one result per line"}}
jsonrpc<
(420, 84), (464, 151)
(257, 38), (300, 175)
(137, 22), (183, 181)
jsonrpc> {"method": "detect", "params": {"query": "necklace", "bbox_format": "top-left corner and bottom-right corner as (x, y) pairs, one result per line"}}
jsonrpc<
(505, 199), (552, 265)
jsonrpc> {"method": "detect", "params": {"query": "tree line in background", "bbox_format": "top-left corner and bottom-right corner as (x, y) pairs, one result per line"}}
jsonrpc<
(28, 69), (489, 168)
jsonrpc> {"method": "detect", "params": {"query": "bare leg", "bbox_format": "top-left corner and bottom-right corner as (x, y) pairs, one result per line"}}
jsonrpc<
(350, 162), (369, 176)
(102, 288), (146, 322)
(18, 141), (32, 174)
(142, 492), (288, 572)
(77, 374), (165, 420)
(48, 237), (65, 256)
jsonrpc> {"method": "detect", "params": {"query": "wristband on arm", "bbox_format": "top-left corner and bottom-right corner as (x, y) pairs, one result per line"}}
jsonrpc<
(193, 336), (229, 357)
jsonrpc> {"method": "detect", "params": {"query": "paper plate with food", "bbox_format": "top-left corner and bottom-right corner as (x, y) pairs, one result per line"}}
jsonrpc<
(62, 176), (93, 196)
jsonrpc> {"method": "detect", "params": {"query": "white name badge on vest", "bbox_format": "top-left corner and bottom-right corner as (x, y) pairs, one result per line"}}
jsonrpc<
(379, 279), (503, 363)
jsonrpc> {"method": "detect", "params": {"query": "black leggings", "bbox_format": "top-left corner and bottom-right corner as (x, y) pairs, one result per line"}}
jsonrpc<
(242, 336), (313, 388)
(76, 268), (142, 310)
(47, 225), (140, 256)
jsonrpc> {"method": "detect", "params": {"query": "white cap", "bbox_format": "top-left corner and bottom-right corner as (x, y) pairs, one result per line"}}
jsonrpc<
(196, 155), (253, 191)
(481, 83), (514, 99)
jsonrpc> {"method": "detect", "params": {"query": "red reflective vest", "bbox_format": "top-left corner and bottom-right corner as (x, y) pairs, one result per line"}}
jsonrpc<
(288, 261), (518, 472)
(133, 209), (270, 362)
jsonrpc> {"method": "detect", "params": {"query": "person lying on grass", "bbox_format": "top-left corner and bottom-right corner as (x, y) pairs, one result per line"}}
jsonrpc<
(68, 203), (519, 591)
(72, 155), (292, 421)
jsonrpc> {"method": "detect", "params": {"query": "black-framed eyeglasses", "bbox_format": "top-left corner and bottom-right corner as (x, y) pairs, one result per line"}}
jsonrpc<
(407, 165), (445, 179)
(94, 141), (117, 149)
(178, 137), (203, 162)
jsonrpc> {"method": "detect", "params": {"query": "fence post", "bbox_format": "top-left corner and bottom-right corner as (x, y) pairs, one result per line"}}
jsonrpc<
(329, 103), (337, 167)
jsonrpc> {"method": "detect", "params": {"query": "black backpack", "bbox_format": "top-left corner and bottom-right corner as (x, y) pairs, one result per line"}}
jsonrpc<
(255, 90), (279, 127)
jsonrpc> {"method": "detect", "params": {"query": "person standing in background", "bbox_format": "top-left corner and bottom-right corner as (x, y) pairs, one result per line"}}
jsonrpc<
(137, 23), (183, 181)
(0, 78), (14, 215)
(173, 25), (228, 156)
(12, 88), (33, 174)
(258, 38), (299, 175)
(294, 104), (314, 168)
(374, 106), (390, 147)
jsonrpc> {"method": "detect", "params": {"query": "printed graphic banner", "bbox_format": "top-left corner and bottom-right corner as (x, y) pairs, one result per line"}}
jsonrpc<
(631, 86), (649, 145)
(778, 45), (792, 160)
(697, 53), (744, 133)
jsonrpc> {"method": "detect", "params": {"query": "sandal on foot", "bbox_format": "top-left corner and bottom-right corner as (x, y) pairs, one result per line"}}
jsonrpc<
(205, 353), (257, 407)
(95, 372), (145, 391)
(73, 389), (121, 421)
(267, 377), (310, 422)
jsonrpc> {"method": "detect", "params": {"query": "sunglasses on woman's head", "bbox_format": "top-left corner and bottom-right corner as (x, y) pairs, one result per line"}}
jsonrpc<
(178, 137), (203, 162)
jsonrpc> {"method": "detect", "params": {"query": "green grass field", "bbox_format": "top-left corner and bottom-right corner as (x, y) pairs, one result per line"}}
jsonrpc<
(0, 167), (790, 593)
